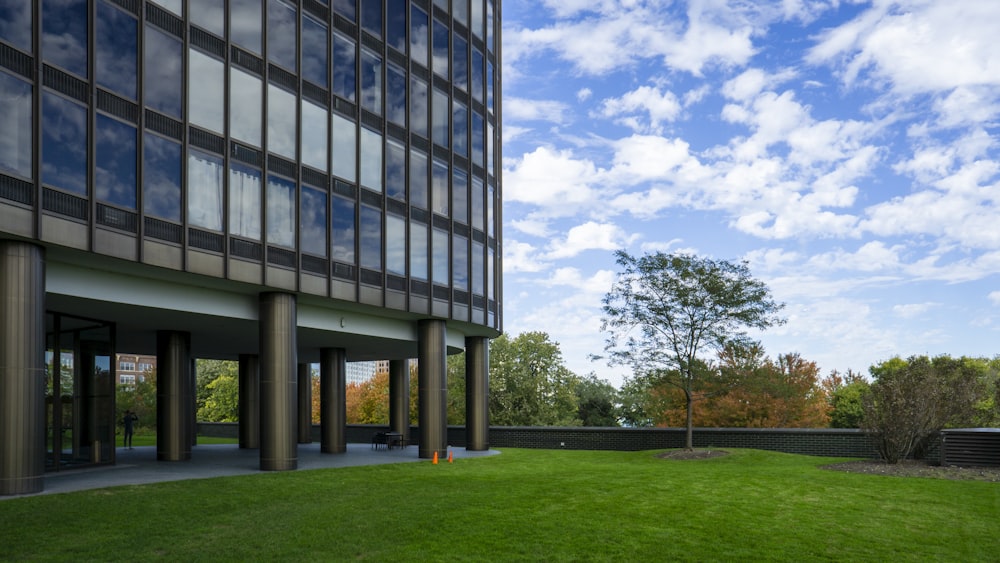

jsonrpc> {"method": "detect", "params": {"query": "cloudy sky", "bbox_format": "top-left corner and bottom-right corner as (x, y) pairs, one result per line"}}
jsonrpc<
(498, 0), (1000, 387)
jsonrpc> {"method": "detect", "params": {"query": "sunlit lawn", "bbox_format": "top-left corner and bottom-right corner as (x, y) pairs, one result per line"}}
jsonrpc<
(2, 448), (997, 561)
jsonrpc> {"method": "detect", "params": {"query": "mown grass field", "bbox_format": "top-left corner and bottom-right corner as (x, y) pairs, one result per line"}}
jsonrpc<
(2, 448), (997, 561)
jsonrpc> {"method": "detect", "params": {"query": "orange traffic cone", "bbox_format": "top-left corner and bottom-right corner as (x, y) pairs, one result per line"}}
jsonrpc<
(432, 451), (438, 464)
(448, 450), (454, 463)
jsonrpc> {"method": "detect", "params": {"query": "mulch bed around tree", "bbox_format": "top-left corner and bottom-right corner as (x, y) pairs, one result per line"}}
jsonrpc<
(821, 459), (1000, 482)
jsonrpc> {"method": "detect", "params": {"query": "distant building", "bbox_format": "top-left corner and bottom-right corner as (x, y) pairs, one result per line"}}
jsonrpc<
(116, 354), (157, 386)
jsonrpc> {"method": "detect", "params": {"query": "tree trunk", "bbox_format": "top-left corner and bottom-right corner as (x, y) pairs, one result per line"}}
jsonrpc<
(685, 390), (694, 450)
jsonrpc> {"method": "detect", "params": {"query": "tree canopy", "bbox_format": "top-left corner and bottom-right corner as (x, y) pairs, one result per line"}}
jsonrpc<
(489, 332), (582, 426)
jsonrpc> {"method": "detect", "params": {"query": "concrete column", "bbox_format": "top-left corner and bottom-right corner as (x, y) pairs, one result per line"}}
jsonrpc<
(259, 292), (297, 471)
(465, 336), (490, 451)
(320, 347), (346, 453)
(297, 363), (312, 443)
(156, 331), (192, 461)
(0, 241), (46, 495)
(418, 320), (447, 459)
(238, 354), (260, 449)
(389, 359), (410, 441)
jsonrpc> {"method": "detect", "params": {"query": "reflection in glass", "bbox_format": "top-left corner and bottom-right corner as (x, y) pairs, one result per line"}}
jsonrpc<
(386, 214), (406, 277)
(146, 26), (183, 118)
(487, 122), (494, 177)
(331, 113), (356, 182)
(359, 128), (382, 193)
(386, 64), (407, 127)
(452, 170), (468, 224)
(268, 0), (297, 71)
(471, 0), (483, 39)
(453, 234), (468, 291)
(433, 88), (449, 148)
(188, 149), (224, 231)
(96, 2), (137, 99)
(267, 83), (297, 159)
(0, 1), (32, 50)
(471, 49), (484, 103)
(472, 240), (484, 295)
(432, 20), (449, 78)
(487, 0), (494, 53)
(333, 0), (356, 21)
(471, 112), (485, 168)
(432, 228), (449, 286)
(386, 139), (406, 201)
(410, 76), (428, 137)
(410, 5), (428, 67)
(0, 72), (32, 178)
(95, 114), (137, 209)
(332, 33), (357, 102)
(453, 101), (468, 157)
(360, 205), (382, 271)
(409, 149), (428, 209)
(331, 195), (356, 263)
(42, 93), (87, 195)
(361, 0), (382, 38)
(471, 177), (484, 230)
(231, 67), (262, 146)
(231, 0), (263, 54)
(301, 100), (329, 172)
(488, 246), (495, 300)
(229, 163), (262, 240)
(431, 159), (448, 216)
(302, 14), (328, 87)
(149, 0), (181, 15)
(487, 183), (495, 237)
(453, 34), (468, 92)
(267, 175), (296, 248)
(487, 61), (494, 113)
(301, 185), (328, 256)
(43, 0), (88, 77)
(189, 49), (225, 133)
(386, 0), (407, 52)
(410, 220), (428, 281)
(455, 0), (468, 25)
(143, 132), (181, 221)
(360, 49), (382, 116)
(191, 0), (226, 36)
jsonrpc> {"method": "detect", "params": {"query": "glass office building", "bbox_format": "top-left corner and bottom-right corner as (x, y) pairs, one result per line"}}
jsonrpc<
(0, 0), (501, 495)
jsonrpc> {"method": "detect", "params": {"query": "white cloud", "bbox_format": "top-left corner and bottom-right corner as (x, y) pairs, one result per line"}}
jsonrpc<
(597, 85), (683, 132)
(576, 88), (593, 102)
(503, 240), (548, 273)
(503, 146), (604, 215)
(988, 291), (1000, 306)
(893, 302), (938, 319)
(504, 97), (572, 124)
(545, 222), (638, 259)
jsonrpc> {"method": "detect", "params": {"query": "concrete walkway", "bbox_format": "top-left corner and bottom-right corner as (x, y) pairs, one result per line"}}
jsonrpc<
(7, 443), (499, 499)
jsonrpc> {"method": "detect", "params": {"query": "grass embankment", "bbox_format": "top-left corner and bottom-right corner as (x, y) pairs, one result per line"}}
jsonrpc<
(2, 449), (997, 561)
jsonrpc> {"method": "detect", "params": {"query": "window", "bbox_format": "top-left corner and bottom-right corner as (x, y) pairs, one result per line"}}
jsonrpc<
(431, 159), (448, 216)
(410, 5), (429, 67)
(119, 361), (136, 372)
(361, 0), (382, 38)
(143, 132), (182, 222)
(301, 185), (328, 257)
(486, 121), (494, 176)
(331, 195), (356, 263)
(267, 83), (297, 160)
(42, 93), (87, 196)
(187, 149), (224, 231)
(360, 204), (382, 271)
(333, 0), (356, 21)
(487, 60), (494, 113)
(331, 113), (357, 182)
(189, 49), (225, 133)
(138, 362), (154, 373)
(359, 128), (383, 193)
(453, 234), (468, 291)
(386, 64), (407, 127)
(410, 76), (428, 137)
(267, 175), (296, 248)
(360, 49), (382, 116)
(487, 0), (494, 53)
(410, 220), (428, 281)
(301, 100), (329, 172)
(487, 183), (495, 237)
(95, 114), (137, 209)
(454, 0), (468, 27)
(409, 149), (428, 209)
(191, 0), (225, 36)
(268, 0), (297, 71)
(471, 48), (484, 103)
(471, 112), (485, 168)
(471, 0), (483, 39)
(453, 101), (468, 157)
(42, 0), (87, 77)
(145, 25), (183, 118)
(96, 1), (137, 100)
(149, 0), (181, 15)
(472, 240), (484, 295)
(229, 163), (262, 240)
(470, 177), (484, 231)
(120, 374), (137, 385)
(302, 14), (329, 87)
(0, 72), (32, 179)
(432, 88), (449, 148)
(432, 19), (449, 79)
(231, 0), (262, 54)
(386, 0), (407, 53)
(231, 67), (263, 147)
(453, 33), (468, 92)
(386, 214), (406, 277)
(0, 1), (32, 50)
(452, 170), (468, 224)
(332, 33), (357, 102)
(386, 139), (406, 201)
(432, 227), (449, 286)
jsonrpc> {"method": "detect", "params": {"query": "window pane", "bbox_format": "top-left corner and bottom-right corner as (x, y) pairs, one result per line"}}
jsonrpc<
(487, 183), (495, 237)
(487, 61), (494, 113)
(487, 0), (494, 53)
(331, 195), (356, 263)
(452, 169), (468, 224)
(453, 234), (468, 291)
(432, 227), (449, 286)
(268, 0), (297, 71)
(386, 139), (406, 201)
(188, 149), (224, 231)
(472, 240), (484, 295)
(471, 176), (484, 230)
(232, 0), (263, 54)
(471, 0), (483, 39)
(96, 114), (137, 209)
(332, 33), (357, 102)
(409, 220), (428, 281)
(0, 1), (32, 51)
(410, 76), (428, 137)
(229, 163), (262, 240)
(471, 48), (484, 103)
(360, 49), (382, 115)
(149, 0), (181, 15)
(387, 0), (407, 53)
(431, 159), (448, 216)
(231, 67), (262, 146)
(267, 83), (297, 159)
(361, 0), (382, 38)
(487, 121), (494, 177)
(191, 0), (225, 36)
(433, 88), (449, 148)
(43, 0), (88, 77)
(96, 2), (137, 99)
(146, 26), (183, 118)
(410, 5), (429, 67)
(143, 132), (181, 221)
(301, 100), (329, 171)
(333, 0), (356, 21)
(409, 149), (428, 209)
(471, 112), (484, 168)
(488, 246), (495, 300)
(0, 72), (32, 179)
(360, 204), (382, 271)
(302, 14), (328, 87)
(386, 214), (406, 276)
(386, 63), (406, 126)
(453, 33), (467, 92)
(331, 113), (356, 182)
(267, 175), (296, 248)
(42, 93), (87, 195)
(432, 19), (448, 78)
(455, 0), (468, 26)
(359, 128), (382, 192)
(189, 49), (225, 133)
(301, 186), (328, 256)
(453, 101), (468, 157)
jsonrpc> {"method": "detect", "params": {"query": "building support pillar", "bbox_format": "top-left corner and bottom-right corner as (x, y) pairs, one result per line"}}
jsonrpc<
(389, 359), (410, 442)
(297, 363), (312, 443)
(0, 241), (46, 495)
(156, 330), (192, 461)
(259, 293), (297, 471)
(238, 354), (260, 449)
(320, 347), (346, 453)
(418, 320), (447, 459)
(465, 336), (490, 451)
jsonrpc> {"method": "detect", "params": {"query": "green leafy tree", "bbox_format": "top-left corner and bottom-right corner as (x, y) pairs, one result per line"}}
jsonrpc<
(116, 367), (156, 430)
(197, 373), (240, 422)
(597, 251), (785, 449)
(447, 354), (466, 425)
(196, 359), (239, 417)
(489, 332), (581, 426)
(822, 369), (869, 428)
(574, 374), (620, 427)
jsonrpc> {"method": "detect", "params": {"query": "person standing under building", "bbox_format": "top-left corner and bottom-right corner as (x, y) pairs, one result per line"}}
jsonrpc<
(122, 410), (138, 449)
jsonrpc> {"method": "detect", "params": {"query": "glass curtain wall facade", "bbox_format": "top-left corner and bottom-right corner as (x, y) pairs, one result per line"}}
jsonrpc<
(0, 0), (501, 328)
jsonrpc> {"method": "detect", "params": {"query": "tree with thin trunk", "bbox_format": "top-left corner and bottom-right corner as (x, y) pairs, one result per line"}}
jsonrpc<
(597, 251), (785, 449)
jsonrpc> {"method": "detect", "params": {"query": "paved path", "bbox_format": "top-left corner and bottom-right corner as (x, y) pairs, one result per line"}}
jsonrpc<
(7, 443), (499, 499)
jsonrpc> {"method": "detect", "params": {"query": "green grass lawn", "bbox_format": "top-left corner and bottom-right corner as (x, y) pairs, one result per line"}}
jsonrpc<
(2, 449), (997, 561)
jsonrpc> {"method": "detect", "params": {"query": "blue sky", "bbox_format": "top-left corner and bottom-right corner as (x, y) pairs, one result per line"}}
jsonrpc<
(499, 0), (1000, 388)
